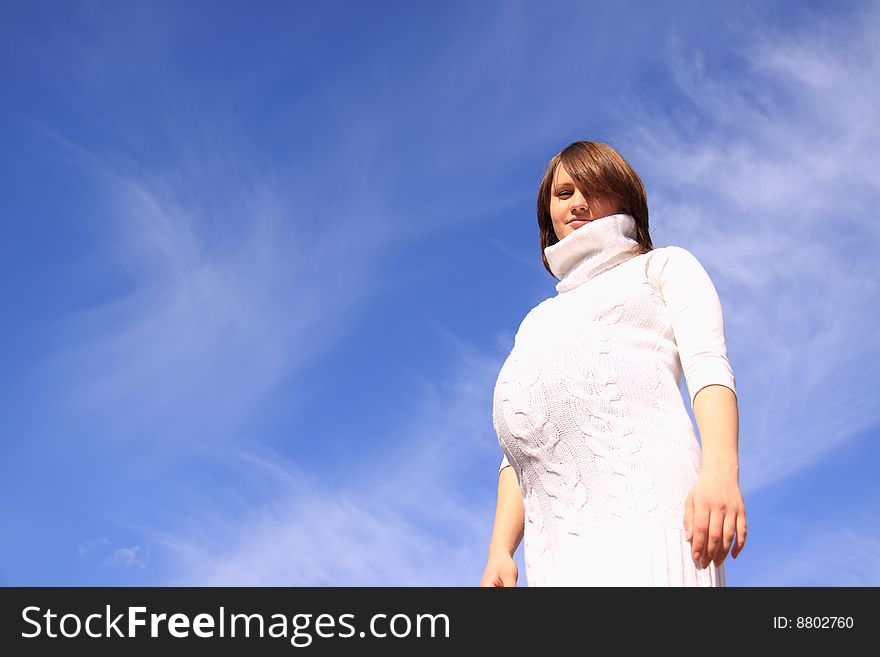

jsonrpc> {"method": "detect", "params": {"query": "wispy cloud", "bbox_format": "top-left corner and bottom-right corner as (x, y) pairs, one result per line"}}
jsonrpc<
(24, 116), (406, 456)
(78, 537), (109, 557)
(135, 336), (508, 586)
(104, 545), (150, 570)
(613, 2), (880, 494)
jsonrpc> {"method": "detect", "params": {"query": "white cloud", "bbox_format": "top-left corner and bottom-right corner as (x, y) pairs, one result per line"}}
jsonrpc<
(78, 537), (109, 557)
(29, 123), (402, 451)
(138, 339), (509, 586)
(615, 2), (880, 494)
(104, 545), (149, 570)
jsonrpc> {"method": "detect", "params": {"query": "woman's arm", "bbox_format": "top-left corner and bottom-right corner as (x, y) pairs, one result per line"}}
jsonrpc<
(488, 466), (525, 558)
(649, 246), (747, 567)
(693, 383), (739, 473)
(688, 384), (747, 566)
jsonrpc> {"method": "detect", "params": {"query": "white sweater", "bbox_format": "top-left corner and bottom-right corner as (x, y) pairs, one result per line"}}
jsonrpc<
(493, 213), (736, 586)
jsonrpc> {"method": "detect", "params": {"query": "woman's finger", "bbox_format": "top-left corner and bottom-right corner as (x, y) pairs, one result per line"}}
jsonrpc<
(702, 507), (724, 569)
(683, 492), (694, 542)
(717, 510), (736, 565)
(690, 502), (710, 563)
(732, 508), (748, 559)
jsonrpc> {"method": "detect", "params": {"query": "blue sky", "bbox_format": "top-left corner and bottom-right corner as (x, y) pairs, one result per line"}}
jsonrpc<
(1, 0), (878, 586)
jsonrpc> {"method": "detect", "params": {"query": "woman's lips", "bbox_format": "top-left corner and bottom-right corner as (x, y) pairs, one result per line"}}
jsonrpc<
(568, 219), (591, 228)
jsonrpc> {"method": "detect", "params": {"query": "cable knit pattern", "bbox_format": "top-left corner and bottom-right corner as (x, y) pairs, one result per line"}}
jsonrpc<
(492, 213), (736, 586)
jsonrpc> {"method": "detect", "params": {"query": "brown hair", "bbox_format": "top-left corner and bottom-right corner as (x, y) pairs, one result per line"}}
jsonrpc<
(537, 141), (653, 275)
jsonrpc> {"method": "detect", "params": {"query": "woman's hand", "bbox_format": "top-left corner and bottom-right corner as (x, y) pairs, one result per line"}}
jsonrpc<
(479, 550), (519, 587)
(683, 466), (747, 569)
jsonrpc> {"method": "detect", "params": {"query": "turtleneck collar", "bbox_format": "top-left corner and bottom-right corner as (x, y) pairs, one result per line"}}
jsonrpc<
(544, 213), (642, 294)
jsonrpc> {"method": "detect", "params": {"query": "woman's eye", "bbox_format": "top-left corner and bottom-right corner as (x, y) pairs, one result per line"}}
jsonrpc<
(558, 192), (571, 197)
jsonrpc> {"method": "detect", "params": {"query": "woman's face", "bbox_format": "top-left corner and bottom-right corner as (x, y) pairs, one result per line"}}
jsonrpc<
(550, 164), (619, 241)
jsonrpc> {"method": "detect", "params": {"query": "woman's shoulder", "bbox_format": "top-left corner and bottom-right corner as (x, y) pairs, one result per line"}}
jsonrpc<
(643, 245), (703, 284)
(514, 296), (554, 342)
(644, 244), (696, 262)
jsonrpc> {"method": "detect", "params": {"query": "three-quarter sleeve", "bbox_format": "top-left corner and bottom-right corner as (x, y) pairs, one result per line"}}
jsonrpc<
(499, 453), (511, 473)
(648, 245), (737, 409)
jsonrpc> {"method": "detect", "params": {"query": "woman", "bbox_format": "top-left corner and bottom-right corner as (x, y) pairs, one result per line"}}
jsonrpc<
(480, 141), (747, 587)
